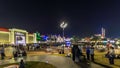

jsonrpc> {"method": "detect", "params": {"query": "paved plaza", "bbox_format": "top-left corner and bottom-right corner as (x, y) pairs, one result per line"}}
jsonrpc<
(0, 55), (105, 68)
(0, 46), (106, 68)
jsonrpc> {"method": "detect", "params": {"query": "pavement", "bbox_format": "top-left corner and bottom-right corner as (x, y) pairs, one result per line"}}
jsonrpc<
(0, 55), (105, 68)
(1, 46), (106, 68)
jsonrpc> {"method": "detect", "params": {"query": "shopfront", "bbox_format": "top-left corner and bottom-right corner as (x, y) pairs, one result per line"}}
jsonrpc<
(9, 28), (28, 45)
(0, 27), (10, 44)
(0, 28), (37, 45)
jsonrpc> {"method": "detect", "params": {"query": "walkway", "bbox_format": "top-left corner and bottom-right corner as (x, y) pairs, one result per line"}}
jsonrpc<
(0, 55), (105, 68)
(2, 47), (105, 68)
(0, 55), (79, 68)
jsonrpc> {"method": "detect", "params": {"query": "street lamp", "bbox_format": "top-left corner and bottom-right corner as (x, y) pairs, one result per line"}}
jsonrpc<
(60, 21), (68, 54)
(60, 21), (68, 40)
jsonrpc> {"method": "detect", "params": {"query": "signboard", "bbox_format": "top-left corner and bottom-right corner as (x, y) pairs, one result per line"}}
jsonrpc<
(36, 32), (41, 41)
(14, 32), (26, 45)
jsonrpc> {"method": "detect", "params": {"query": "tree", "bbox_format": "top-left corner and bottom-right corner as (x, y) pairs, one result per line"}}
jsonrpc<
(71, 36), (80, 43)
(91, 36), (101, 45)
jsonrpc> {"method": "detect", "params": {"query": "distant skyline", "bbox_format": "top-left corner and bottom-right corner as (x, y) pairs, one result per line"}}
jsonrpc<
(0, 0), (120, 38)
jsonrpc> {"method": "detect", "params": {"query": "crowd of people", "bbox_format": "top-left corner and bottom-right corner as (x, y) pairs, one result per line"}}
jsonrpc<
(71, 43), (116, 65)
(0, 42), (116, 66)
(27, 43), (40, 51)
(13, 46), (27, 60)
(71, 43), (95, 62)
(0, 45), (27, 60)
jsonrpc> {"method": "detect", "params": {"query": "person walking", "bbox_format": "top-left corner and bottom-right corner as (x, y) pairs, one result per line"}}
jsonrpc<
(108, 47), (115, 64)
(1, 46), (5, 60)
(90, 45), (94, 62)
(19, 59), (25, 68)
(78, 46), (86, 60)
(72, 45), (76, 62)
(72, 44), (81, 62)
(14, 52), (18, 60)
(86, 45), (90, 60)
(75, 45), (81, 62)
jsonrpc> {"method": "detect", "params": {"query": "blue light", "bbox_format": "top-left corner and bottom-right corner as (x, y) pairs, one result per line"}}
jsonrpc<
(66, 41), (71, 46)
(43, 35), (48, 41)
(41, 35), (48, 41)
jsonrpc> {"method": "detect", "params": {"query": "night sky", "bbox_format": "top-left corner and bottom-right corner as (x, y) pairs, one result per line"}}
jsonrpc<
(0, 0), (120, 38)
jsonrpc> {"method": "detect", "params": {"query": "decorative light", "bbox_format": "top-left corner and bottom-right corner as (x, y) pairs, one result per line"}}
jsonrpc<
(60, 22), (68, 29)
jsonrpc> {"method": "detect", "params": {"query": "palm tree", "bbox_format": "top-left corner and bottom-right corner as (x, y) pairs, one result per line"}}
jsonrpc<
(91, 36), (101, 45)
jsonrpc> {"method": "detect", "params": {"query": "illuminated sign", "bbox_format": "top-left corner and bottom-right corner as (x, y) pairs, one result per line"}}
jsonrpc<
(14, 32), (26, 45)
(15, 32), (25, 36)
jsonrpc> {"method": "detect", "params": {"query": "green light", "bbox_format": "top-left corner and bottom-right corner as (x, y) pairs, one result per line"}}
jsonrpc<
(36, 32), (41, 41)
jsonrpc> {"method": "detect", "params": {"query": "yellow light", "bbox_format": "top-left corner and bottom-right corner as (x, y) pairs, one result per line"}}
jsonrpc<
(0, 31), (9, 34)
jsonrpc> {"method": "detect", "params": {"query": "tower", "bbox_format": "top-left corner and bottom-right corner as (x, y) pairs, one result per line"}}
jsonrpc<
(101, 27), (105, 39)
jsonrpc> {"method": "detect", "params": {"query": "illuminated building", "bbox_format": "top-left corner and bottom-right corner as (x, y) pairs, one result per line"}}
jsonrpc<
(0, 27), (10, 44)
(0, 27), (36, 45)
(94, 27), (106, 39)
(28, 33), (37, 44)
(101, 27), (105, 39)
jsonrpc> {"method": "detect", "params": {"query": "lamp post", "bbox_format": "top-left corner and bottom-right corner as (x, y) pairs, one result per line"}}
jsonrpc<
(60, 22), (68, 40)
(60, 21), (68, 54)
